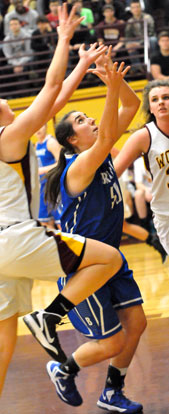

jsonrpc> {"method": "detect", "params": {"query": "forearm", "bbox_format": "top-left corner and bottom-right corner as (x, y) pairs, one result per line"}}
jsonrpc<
(119, 79), (140, 110)
(99, 85), (119, 147)
(117, 80), (140, 138)
(114, 142), (141, 178)
(45, 36), (70, 87)
(47, 57), (90, 119)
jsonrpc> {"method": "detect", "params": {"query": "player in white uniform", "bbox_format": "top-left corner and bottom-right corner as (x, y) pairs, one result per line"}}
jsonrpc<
(114, 79), (169, 256)
(0, 5), (124, 395)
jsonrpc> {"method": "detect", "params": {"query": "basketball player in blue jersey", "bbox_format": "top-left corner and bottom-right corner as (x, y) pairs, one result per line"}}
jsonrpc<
(35, 124), (61, 228)
(44, 52), (146, 413)
(0, 5), (125, 396)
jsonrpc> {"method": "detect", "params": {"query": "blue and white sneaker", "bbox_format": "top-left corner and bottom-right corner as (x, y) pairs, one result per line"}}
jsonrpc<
(97, 388), (143, 413)
(46, 360), (83, 406)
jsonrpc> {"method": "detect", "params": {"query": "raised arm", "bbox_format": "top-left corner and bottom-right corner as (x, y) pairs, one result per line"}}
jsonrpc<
(0, 4), (83, 162)
(66, 62), (129, 196)
(88, 46), (140, 139)
(46, 42), (108, 120)
(117, 79), (140, 138)
(114, 127), (150, 178)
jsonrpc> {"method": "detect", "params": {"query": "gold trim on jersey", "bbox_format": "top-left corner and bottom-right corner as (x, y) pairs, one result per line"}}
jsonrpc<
(10, 163), (25, 183)
(60, 232), (84, 257)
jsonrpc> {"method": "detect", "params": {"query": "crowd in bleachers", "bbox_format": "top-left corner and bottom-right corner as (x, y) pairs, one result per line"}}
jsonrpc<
(1, 0), (169, 98)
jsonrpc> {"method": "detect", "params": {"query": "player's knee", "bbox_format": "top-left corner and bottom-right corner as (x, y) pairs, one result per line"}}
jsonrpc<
(101, 330), (125, 359)
(130, 312), (147, 338)
(109, 248), (123, 275)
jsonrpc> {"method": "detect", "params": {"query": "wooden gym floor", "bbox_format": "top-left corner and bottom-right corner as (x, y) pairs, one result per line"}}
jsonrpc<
(1, 241), (169, 414)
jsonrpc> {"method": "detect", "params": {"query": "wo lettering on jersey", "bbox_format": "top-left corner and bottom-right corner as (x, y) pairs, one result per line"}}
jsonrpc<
(156, 150), (169, 189)
(156, 150), (169, 168)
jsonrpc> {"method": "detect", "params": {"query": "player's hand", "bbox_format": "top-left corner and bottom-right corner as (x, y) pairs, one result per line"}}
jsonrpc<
(57, 3), (84, 41)
(78, 42), (108, 67)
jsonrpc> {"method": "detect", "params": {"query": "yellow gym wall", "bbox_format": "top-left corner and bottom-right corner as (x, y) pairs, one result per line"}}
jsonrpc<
(9, 79), (147, 149)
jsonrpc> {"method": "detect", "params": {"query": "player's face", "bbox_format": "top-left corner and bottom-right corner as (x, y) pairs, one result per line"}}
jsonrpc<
(0, 99), (15, 126)
(68, 112), (98, 152)
(149, 86), (169, 120)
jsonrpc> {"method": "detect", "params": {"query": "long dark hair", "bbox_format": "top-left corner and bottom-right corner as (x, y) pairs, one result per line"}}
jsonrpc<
(45, 111), (77, 208)
(142, 79), (169, 123)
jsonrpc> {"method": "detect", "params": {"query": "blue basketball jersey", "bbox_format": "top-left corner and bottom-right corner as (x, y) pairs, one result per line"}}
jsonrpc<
(36, 136), (56, 172)
(36, 136), (60, 222)
(60, 153), (124, 249)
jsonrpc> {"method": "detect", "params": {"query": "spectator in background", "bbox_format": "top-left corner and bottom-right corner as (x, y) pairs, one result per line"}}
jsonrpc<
(46, 0), (59, 30)
(150, 31), (169, 80)
(3, 17), (32, 68)
(31, 15), (57, 77)
(96, 4), (125, 59)
(71, 0), (95, 33)
(125, 0), (157, 73)
(4, 0), (38, 36)
(101, 0), (129, 21)
(7, 0), (37, 12)
(3, 17), (33, 96)
(87, 0), (103, 25)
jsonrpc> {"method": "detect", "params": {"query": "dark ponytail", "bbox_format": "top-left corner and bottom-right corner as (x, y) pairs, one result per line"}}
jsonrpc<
(45, 111), (76, 209)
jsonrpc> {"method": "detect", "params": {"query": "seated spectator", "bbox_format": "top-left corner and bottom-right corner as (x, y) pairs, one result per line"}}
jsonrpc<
(71, 0), (95, 33)
(125, 0), (157, 73)
(101, 0), (129, 21)
(2, 17), (33, 96)
(46, 0), (59, 30)
(31, 15), (57, 77)
(150, 31), (169, 80)
(7, 0), (37, 12)
(4, 0), (38, 36)
(96, 4), (125, 58)
(86, 0), (103, 25)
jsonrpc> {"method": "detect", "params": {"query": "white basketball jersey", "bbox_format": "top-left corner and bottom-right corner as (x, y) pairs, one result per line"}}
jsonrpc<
(144, 121), (169, 216)
(0, 127), (39, 226)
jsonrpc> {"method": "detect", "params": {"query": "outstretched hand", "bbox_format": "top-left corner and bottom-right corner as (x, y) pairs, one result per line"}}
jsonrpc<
(87, 44), (130, 84)
(57, 3), (84, 41)
(94, 61), (131, 88)
(78, 43), (108, 67)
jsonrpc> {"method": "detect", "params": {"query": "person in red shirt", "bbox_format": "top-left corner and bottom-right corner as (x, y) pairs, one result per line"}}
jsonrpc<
(46, 0), (59, 29)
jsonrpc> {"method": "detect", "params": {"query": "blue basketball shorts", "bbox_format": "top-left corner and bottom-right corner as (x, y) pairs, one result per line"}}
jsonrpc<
(57, 251), (143, 340)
